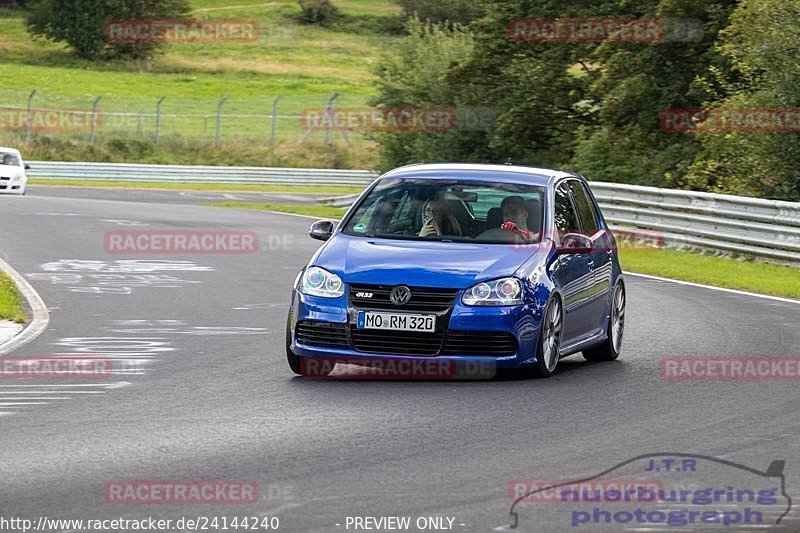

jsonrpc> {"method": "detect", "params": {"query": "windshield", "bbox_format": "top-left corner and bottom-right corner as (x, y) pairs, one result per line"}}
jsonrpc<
(341, 178), (546, 244)
(0, 152), (21, 166)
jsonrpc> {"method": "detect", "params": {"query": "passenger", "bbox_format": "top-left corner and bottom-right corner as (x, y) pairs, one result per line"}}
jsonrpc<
(1, 154), (13, 165)
(419, 196), (463, 237)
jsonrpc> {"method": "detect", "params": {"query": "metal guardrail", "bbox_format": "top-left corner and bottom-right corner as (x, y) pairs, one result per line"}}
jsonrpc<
(589, 182), (800, 265)
(27, 161), (377, 187)
(27, 161), (800, 265)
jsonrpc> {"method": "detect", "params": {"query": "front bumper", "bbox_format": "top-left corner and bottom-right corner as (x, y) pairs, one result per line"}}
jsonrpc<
(0, 175), (26, 194)
(288, 286), (545, 371)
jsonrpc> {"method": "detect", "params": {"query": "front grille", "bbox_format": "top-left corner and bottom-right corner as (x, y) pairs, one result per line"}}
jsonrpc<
(351, 329), (444, 356)
(295, 321), (350, 349)
(296, 322), (517, 358)
(350, 284), (458, 312)
(443, 330), (517, 356)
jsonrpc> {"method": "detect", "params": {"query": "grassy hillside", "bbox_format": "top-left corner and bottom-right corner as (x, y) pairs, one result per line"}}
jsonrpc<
(0, 0), (402, 167)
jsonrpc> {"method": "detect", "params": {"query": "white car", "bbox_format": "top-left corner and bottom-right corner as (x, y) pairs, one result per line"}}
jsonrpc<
(0, 147), (29, 195)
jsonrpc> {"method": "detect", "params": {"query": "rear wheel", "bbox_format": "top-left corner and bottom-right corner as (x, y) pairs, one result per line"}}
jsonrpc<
(583, 282), (625, 362)
(530, 297), (563, 378)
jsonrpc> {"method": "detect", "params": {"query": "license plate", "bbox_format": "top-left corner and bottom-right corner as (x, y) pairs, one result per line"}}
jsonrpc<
(357, 311), (436, 332)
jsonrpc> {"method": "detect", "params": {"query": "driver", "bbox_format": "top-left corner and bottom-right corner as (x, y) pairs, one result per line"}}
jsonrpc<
(419, 195), (463, 237)
(499, 196), (535, 242)
(1, 154), (13, 165)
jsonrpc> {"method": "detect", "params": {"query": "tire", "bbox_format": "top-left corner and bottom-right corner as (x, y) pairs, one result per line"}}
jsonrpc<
(583, 281), (625, 362)
(530, 297), (564, 378)
(285, 315), (334, 377)
(285, 314), (302, 375)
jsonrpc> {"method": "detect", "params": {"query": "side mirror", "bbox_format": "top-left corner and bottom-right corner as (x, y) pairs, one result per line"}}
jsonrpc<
(24, 164), (31, 170)
(309, 220), (335, 241)
(558, 233), (593, 255)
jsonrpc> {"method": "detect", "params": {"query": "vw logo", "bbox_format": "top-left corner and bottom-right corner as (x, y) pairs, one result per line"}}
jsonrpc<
(390, 285), (412, 306)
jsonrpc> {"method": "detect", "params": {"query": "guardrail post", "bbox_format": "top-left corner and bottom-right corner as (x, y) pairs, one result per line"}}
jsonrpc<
(301, 93), (340, 144)
(89, 97), (101, 146)
(270, 95), (283, 143)
(24, 89), (36, 145)
(215, 97), (227, 148)
(155, 96), (166, 144)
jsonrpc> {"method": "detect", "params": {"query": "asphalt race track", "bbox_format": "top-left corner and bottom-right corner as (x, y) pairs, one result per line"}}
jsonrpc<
(0, 187), (798, 533)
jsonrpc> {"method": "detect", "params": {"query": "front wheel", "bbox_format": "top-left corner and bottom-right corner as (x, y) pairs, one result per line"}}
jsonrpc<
(286, 316), (334, 376)
(530, 297), (563, 378)
(583, 282), (625, 362)
(285, 315), (303, 375)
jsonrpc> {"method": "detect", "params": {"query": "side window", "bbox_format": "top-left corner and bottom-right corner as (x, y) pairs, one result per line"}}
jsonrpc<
(387, 190), (412, 229)
(554, 182), (579, 242)
(350, 189), (407, 233)
(569, 181), (601, 234)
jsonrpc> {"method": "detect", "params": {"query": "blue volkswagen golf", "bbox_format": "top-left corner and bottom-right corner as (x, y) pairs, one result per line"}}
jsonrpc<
(286, 164), (625, 378)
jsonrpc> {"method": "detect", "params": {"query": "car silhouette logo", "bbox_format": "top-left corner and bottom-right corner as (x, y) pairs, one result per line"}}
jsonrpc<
(390, 285), (412, 306)
(507, 452), (792, 530)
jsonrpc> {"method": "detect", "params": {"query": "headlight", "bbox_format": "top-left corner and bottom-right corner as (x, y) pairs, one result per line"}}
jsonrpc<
(462, 277), (522, 306)
(301, 267), (344, 298)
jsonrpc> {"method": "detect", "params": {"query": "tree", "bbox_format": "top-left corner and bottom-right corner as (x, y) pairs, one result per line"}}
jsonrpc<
(26, 0), (190, 60)
(392, 0), (485, 26)
(297, 0), (338, 24)
(395, 0), (618, 167)
(373, 0), (797, 199)
(571, 0), (738, 187)
(370, 18), (489, 169)
(687, 0), (800, 200)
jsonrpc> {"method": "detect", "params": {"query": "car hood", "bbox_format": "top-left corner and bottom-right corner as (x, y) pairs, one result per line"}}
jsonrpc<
(0, 167), (24, 178)
(313, 234), (543, 289)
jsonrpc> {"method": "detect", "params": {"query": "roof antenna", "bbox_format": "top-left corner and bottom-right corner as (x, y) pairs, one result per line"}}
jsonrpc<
(504, 157), (513, 165)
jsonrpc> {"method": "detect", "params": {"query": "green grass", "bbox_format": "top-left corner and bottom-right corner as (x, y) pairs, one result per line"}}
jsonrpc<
(30, 178), (364, 194)
(619, 244), (800, 299)
(0, 274), (28, 324)
(202, 201), (348, 218)
(0, 1), (402, 163)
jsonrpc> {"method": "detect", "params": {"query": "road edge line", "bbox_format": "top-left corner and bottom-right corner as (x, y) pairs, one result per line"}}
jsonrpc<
(0, 257), (50, 355)
(626, 272), (800, 305)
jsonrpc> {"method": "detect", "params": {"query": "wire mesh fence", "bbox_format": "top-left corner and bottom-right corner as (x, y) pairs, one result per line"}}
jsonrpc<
(0, 88), (372, 147)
